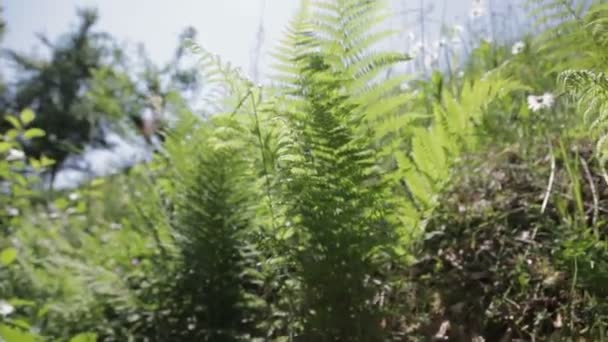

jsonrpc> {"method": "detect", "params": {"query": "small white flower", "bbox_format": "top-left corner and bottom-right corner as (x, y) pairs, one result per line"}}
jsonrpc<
(110, 222), (123, 230)
(6, 148), (24, 162)
(68, 192), (80, 201)
(470, 5), (485, 18)
(0, 300), (14, 316)
(527, 92), (555, 112)
(6, 207), (19, 217)
(457, 70), (465, 78)
(411, 41), (424, 57)
(511, 41), (525, 55)
(542, 92), (555, 107)
(399, 82), (410, 91)
(424, 52), (439, 69)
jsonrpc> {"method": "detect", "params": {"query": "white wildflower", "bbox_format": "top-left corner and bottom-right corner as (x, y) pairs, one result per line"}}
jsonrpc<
(6, 207), (19, 217)
(424, 52), (439, 69)
(0, 300), (14, 317)
(453, 25), (464, 34)
(542, 92), (555, 107)
(399, 82), (410, 91)
(470, 3), (485, 19)
(406, 31), (416, 42)
(68, 192), (80, 201)
(411, 41), (424, 58)
(457, 70), (465, 78)
(437, 38), (447, 49)
(511, 41), (525, 55)
(527, 92), (555, 112)
(6, 148), (24, 162)
(110, 222), (123, 230)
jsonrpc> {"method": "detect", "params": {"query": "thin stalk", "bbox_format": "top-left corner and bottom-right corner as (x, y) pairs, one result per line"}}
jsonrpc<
(249, 88), (277, 231)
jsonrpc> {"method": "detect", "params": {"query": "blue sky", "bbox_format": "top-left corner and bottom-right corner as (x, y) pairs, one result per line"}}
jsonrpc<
(3, 1), (520, 80)
(2, 0), (527, 189)
(4, 0), (299, 81)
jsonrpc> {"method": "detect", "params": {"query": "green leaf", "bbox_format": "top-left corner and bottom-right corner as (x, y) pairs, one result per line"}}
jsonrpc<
(0, 248), (17, 266)
(278, 227), (295, 240)
(0, 324), (39, 342)
(69, 332), (97, 342)
(8, 298), (35, 307)
(0, 142), (12, 153)
(20, 109), (35, 125)
(23, 128), (45, 139)
(90, 178), (105, 187)
(5, 116), (21, 129)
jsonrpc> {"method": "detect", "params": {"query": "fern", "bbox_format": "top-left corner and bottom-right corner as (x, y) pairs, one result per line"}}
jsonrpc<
(560, 69), (608, 166)
(150, 114), (265, 341)
(395, 75), (524, 231)
(267, 0), (410, 339)
(527, 0), (604, 73)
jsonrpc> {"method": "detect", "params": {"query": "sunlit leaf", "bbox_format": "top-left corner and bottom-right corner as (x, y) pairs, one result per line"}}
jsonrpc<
(5, 116), (21, 129)
(69, 332), (98, 342)
(0, 248), (18, 266)
(0, 142), (12, 153)
(0, 324), (39, 342)
(20, 109), (36, 125)
(23, 128), (45, 139)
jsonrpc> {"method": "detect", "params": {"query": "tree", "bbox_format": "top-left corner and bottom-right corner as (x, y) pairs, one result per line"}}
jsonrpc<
(2, 8), (132, 180)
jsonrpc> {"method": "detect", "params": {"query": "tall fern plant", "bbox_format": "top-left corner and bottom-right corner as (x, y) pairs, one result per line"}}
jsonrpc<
(547, 1), (608, 175)
(269, 0), (409, 339)
(121, 43), (270, 340)
(159, 115), (264, 341)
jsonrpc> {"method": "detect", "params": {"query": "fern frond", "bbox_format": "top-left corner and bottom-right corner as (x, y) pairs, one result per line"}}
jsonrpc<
(560, 69), (608, 165)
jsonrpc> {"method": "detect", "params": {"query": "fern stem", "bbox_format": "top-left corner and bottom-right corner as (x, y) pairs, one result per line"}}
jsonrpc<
(249, 88), (277, 231)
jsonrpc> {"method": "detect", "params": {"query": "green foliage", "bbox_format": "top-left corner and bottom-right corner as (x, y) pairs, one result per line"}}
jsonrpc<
(4, 1), (608, 341)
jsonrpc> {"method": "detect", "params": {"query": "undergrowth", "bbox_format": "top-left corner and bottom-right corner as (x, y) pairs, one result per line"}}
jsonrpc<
(1, 0), (608, 341)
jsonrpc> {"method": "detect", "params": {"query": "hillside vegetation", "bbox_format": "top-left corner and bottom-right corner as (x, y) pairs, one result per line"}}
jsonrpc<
(1, 0), (608, 341)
